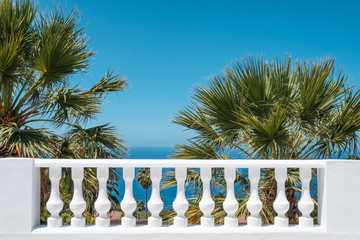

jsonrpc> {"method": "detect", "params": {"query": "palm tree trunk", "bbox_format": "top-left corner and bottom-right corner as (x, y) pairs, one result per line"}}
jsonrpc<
(286, 182), (299, 223)
(145, 189), (148, 219)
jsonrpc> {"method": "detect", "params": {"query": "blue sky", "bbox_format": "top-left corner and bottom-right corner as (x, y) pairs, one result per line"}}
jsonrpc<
(38, 0), (360, 147)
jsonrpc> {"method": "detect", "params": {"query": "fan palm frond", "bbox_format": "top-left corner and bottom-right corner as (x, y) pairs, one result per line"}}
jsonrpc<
(170, 56), (352, 224)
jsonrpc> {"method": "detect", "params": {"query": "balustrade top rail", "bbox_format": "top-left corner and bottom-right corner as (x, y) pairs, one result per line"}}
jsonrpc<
(34, 158), (328, 168)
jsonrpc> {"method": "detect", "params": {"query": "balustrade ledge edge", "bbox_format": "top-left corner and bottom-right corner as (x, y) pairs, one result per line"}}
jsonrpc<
(32, 224), (327, 233)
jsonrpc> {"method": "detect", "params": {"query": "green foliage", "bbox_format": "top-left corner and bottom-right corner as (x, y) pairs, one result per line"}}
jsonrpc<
(60, 212), (73, 225)
(172, 56), (357, 160)
(136, 168), (152, 190)
(0, 0), (128, 159)
(111, 203), (123, 212)
(84, 212), (95, 225)
(160, 209), (176, 224)
(168, 56), (359, 224)
(0, 0), (129, 225)
(134, 198), (146, 219)
(60, 210), (96, 225)
(40, 206), (50, 225)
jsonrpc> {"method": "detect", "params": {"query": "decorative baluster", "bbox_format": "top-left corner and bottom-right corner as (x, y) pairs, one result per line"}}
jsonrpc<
(70, 167), (86, 227)
(173, 167), (188, 227)
(246, 167), (262, 227)
(199, 167), (215, 227)
(95, 167), (111, 227)
(121, 167), (137, 227)
(148, 167), (164, 227)
(47, 167), (63, 227)
(298, 168), (314, 227)
(223, 167), (238, 227)
(273, 167), (289, 227)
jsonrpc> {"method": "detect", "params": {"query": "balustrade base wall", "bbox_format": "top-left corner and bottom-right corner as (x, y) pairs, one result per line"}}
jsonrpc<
(0, 226), (359, 240)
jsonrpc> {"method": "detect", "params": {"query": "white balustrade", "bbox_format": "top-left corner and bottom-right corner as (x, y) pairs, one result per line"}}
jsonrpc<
(69, 167), (86, 227)
(298, 168), (314, 227)
(223, 167), (238, 227)
(273, 167), (289, 227)
(246, 167), (262, 227)
(46, 167), (63, 227)
(199, 167), (215, 227)
(148, 167), (164, 227)
(94, 167), (111, 227)
(120, 167), (137, 227)
(34, 159), (329, 230)
(4, 158), (360, 240)
(173, 167), (189, 227)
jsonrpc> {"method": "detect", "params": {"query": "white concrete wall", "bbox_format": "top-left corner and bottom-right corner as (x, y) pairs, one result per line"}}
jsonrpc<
(323, 160), (360, 234)
(1, 226), (360, 240)
(0, 158), (40, 233)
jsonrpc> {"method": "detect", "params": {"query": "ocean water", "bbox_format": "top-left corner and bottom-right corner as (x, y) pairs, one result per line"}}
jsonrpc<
(127, 146), (173, 159)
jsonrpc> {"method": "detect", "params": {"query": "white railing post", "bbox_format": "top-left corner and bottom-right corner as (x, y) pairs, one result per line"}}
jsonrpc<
(0, 158), (40, 233)
(173, 167), (188, 227)
(223, 167), (238, 227)
(199, 167), (215, 227)
(246, 167), (262, 227)
(273, 167), (289, 227)
(298, 168), (314, 227)
(94, 167), (111, 227)
(70, 167), (86, 227)
(47, 167), (63, 227)
(121, 167), (137, 227)
(148, 167), (164, 227)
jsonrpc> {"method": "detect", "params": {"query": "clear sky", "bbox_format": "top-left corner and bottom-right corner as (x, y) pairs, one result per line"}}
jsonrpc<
(38, 0), (360, 148)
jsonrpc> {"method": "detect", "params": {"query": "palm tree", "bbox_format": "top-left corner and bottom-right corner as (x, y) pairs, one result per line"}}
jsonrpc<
(53, 125), (126, 224)
(165, 56), (360, 224)
(0, 0), (128, 157)
(134, 198), (146, 220)
(0, 0), (128, 224)
(136, 168), (152, 219)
